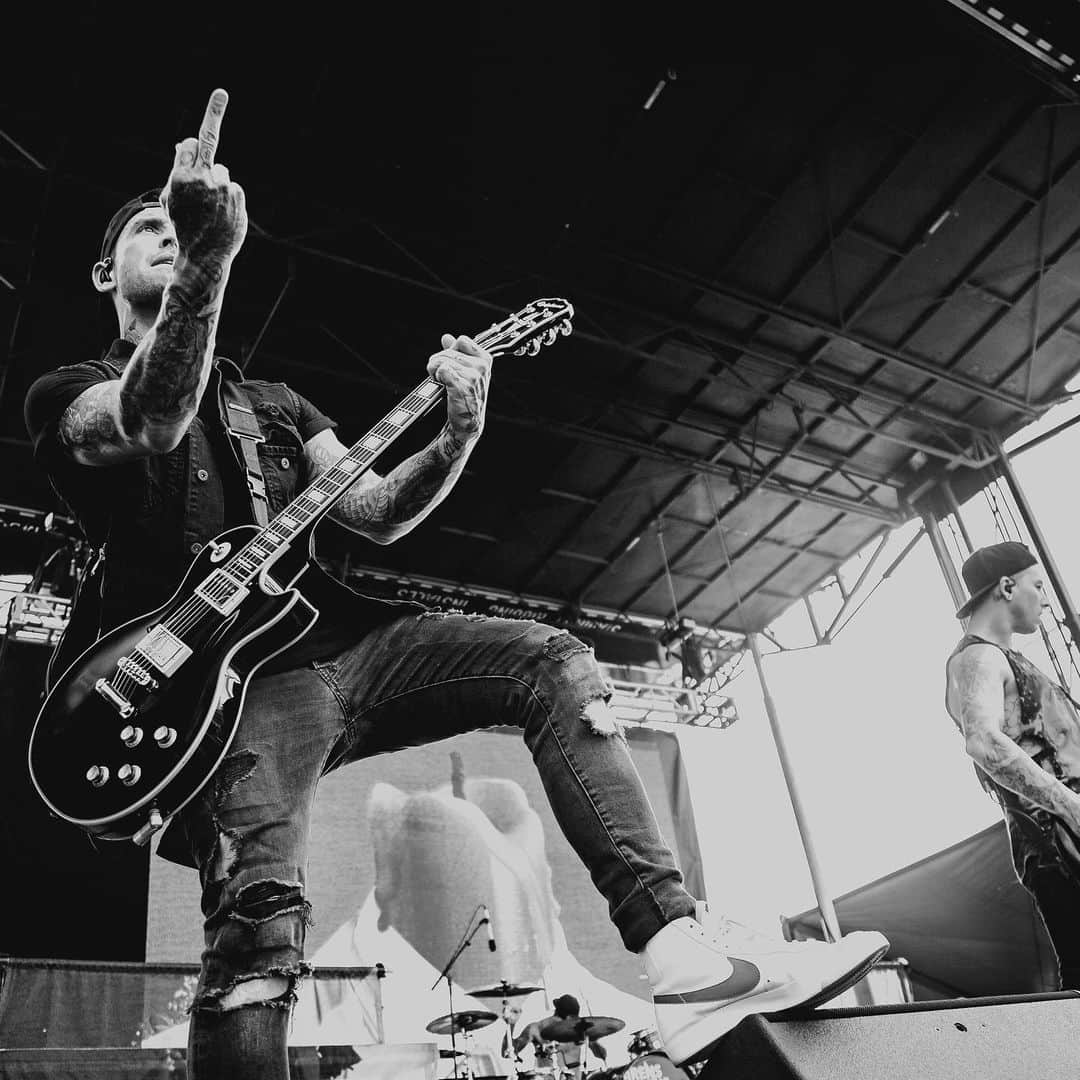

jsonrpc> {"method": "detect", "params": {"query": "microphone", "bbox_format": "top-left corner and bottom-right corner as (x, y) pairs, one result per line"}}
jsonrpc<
(481, 905), (497, 952)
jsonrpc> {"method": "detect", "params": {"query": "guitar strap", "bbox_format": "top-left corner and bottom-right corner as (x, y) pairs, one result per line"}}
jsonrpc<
(220, 379), (270, 527)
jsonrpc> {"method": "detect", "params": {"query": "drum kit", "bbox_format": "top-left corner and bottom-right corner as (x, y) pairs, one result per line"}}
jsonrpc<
(424, 982), (691, 1080)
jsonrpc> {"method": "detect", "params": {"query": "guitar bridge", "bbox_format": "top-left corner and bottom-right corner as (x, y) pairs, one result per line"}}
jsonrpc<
(117, 656), (158, 690)
(94, 678), (136, 719)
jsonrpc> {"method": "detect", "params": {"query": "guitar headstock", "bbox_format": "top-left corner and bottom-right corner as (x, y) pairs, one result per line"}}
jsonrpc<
(477, 298), (574, 358)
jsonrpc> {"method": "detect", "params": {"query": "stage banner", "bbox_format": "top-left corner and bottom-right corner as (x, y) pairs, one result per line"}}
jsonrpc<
(335, 566), (665, 668)
(145, 725), (700, 1068)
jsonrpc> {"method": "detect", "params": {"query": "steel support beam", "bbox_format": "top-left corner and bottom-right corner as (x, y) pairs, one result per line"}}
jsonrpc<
(264, 346), (904, 524)
(823, 531), (891, 640)
(922, 509), (970, 615)
(748, 632), (842, 944)
(604, 250), (1042, 416)
(708, 512), (850, 631)
(994, 433), (1080, 652)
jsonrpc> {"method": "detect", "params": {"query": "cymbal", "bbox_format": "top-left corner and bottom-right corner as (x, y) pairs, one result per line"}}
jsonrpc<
(466, 980), (544, 998)
(425, 1010), (499, 1036)
(538, 1015), (625, 1042)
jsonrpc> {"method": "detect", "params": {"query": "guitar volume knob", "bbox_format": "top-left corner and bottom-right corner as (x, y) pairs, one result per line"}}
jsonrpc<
(86, 765), (109, 787)
(120, 725), (143, 748)
(153, 726), (178, 748)
(118, 763), (142, 787)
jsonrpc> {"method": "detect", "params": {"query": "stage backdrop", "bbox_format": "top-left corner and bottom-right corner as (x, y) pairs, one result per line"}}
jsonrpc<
(145, 725), (703, 1061)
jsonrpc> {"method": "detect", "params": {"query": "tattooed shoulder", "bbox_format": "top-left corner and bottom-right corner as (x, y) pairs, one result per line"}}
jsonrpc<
(58, 382), (125, 455)
(949, 644), (1009, 728)
(306, 437), (342, 476)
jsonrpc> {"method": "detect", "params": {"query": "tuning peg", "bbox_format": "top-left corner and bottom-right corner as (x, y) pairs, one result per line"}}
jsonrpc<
(542, 327), (558, 345)
(558, 320), (573, 336)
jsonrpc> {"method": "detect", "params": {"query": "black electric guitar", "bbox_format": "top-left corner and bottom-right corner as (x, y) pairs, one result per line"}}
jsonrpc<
(28, 298), (574, 845)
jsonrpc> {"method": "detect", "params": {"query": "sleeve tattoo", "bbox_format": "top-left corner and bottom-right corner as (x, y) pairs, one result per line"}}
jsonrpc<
(953, 649), (1077, 818)
(59, 274), (221, 462)
(118, 290), (215, 438)
(58, 382), (125, 455)
(311, 427), (468, 543)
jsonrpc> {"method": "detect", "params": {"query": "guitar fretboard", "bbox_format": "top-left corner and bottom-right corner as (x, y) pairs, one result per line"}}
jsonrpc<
(164, 297), (573, 622)
(201, 378), (446, 603)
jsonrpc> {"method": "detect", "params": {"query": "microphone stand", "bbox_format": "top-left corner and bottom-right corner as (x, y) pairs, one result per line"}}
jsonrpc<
(431, 909), (486, 1080)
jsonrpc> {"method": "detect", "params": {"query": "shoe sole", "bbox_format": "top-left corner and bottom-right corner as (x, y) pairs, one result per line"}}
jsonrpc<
(662, 938), (890, 1069)
(768, 939), (889, 1017)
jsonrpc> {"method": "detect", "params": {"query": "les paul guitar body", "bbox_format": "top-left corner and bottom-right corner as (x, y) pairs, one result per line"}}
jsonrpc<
(29, 527), (317, 842)
(28, 299), (575, 843)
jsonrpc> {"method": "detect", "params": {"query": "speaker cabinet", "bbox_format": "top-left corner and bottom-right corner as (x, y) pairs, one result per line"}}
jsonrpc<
(700, 993), (1080, 1080)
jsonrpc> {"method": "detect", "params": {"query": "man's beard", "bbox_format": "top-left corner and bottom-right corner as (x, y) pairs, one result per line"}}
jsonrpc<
(123, 271), (168, 311)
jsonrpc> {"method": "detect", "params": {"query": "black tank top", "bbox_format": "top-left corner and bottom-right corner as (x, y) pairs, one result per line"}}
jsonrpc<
(947, 634), (1080, 878)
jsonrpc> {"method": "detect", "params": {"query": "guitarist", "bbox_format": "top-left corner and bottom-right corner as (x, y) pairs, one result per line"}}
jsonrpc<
(945, 540), (1080, 991)
(23, 89), (887, 1079)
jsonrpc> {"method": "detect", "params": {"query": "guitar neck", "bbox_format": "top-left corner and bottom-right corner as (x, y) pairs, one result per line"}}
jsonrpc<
(222, 377), (448, 586)
(199, 297), (573, 593)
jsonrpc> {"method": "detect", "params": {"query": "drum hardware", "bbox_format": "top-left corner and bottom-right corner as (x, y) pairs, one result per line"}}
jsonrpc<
(534, 1015), (625, 1080)
(430, 907), (503, 1080)
(427, 1010), (499, 1080)
(426, 1010), (499, 1037)
(625, 1028), (664, 1058)
(537, 1015), (625, 1043)
(468, 980), (544, 998)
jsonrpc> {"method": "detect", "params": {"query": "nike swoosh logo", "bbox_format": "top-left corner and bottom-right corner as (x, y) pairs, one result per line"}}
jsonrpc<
(653, 958), (762, 1005)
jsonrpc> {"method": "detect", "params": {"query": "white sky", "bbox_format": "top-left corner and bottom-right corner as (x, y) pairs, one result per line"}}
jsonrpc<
(678, 393), (1080, 934)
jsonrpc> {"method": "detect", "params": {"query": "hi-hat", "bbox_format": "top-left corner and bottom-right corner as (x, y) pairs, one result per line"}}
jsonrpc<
(538, 1015), (625, 1042)
(426, 1010), (498, 1036)
(467, 980), (544, 998)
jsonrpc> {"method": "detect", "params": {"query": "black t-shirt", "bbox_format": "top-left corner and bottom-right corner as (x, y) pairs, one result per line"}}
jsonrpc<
(24, 343), (384, 674)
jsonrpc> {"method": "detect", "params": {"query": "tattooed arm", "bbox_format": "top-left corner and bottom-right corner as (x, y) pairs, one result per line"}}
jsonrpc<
(59, 90), (246, 467)
(60, 276), (225, 466)
(304, 425), (474, 544)
(949, 644), (1080, 832)
(304, 332), (491, 543)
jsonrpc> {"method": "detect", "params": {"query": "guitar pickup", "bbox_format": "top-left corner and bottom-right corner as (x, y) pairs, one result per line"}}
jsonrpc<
(139, 625), (193, 677)
(195, 579), (250, 615)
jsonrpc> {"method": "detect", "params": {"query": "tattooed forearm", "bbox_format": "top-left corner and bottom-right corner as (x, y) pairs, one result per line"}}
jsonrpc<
(57, 260), (227, 465)
(970, 728), (1079, 819)
(118, 285), (216, 441)
(325, 426), (470, 542)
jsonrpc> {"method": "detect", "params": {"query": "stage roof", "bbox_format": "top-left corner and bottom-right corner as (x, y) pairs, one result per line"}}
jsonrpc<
(4, 3), (1080, 639)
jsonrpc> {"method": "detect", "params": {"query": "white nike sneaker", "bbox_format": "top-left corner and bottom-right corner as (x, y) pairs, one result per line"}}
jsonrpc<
(640, 910), (889, 1068)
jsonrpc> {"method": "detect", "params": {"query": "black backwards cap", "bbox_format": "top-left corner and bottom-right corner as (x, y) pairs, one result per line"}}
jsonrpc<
(552, 994), (580, 1018)
(955, 541), (1038, 620)
(98, 188), (162, 262)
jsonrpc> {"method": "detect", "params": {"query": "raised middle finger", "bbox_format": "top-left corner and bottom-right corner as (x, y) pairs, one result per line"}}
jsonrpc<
(198, 88), (229, 168)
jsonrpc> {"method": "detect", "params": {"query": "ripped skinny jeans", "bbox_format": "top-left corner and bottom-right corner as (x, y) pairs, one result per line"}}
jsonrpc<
(182, 612), (696, 1079)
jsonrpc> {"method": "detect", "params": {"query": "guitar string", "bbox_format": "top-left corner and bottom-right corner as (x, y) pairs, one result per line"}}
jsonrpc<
(108, 318), (565, 696)
(153, 317), (540, 640)
(108, 314), (566, 698)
